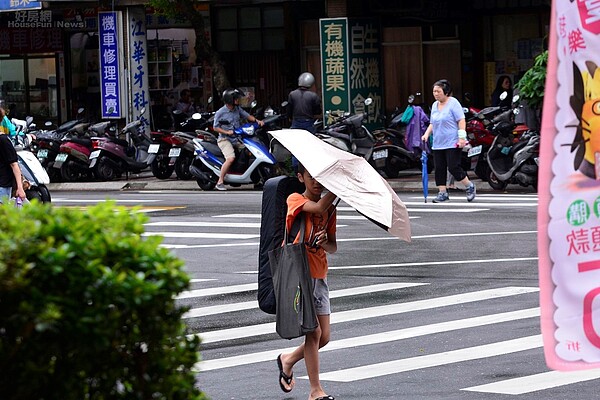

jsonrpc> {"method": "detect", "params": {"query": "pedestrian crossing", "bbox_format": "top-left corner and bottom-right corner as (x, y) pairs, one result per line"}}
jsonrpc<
(185, 279), (600, 398)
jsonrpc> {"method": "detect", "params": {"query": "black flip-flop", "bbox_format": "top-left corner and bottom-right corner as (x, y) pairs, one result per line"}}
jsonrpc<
(277, 354), (293, 393)
(314, 396), (335, 400)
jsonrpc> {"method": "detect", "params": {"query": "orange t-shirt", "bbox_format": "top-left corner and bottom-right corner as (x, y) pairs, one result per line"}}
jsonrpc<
(286, 193), (337, 279)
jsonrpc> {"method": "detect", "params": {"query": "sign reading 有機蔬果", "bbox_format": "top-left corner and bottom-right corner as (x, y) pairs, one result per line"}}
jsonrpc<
(539, 0), (600, 371)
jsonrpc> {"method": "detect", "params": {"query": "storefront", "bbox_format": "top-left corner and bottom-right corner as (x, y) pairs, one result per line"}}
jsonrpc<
(0, 7), (95, 126)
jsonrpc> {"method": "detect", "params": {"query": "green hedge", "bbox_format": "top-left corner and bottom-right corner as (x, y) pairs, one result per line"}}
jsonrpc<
(0, 201), (205, 400)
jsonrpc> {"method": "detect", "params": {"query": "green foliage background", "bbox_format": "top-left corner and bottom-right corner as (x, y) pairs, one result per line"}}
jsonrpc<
(0, 202), (206, 399)
(515, 50), (548, 111)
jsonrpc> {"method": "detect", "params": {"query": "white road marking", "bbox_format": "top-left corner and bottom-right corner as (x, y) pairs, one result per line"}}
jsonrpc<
(51, 198), (161, 203)
(194, 286), (538, 344)
(146, 221), (262, 228)
(160, 230), (537, 249)
(177, 283), (257, 299)
(461, 369), (600, 395)
(143, 232), (260, 239)
(189, 278), (216, 283)
(314, 335), (542, 382)
(196, 308), (539, 372)
(181, 283), (428, 318)
(328, 256), (538, 271)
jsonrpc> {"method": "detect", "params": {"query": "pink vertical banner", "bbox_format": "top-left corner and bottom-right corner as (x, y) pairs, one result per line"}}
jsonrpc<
(539, 0), (600, 371)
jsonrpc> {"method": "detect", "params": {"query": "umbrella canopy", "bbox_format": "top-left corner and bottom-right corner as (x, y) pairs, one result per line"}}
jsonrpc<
(269, 129), (411, 242)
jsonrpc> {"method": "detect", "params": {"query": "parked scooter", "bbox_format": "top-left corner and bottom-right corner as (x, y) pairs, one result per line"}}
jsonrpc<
(370, 94), (433, 178)
(315, 98), (375, 159)
(189, 120), (278, 190)
(148, 110), (214, 180)
(52, 121), (97, 182)
(486, 95), (540, 191)
(10, 118), (51, 203)
(89, 108), (152, 181)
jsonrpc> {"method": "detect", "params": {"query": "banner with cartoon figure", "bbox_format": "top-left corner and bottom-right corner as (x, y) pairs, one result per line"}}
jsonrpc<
(539, 0), (600, 370)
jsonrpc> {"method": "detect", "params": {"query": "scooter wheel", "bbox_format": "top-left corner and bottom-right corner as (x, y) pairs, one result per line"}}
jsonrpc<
(151, 154), (174, 179)
(60, 160), (80, 182)
(95, 157), (119, 181)
(488, 170), (508, 191)
(175, 154), (194, 180)
(197, 179), (216, 191)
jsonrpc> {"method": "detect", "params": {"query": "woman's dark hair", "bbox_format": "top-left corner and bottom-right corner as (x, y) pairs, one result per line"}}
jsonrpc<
(494, 75), (512, 92)
(433, 79), (452, 96)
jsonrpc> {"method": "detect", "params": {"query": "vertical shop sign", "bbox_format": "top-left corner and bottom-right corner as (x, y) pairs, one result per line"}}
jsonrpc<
(127, 7), (150, 136)
(98, 11), (122, 119)
(319, 18), (382, 128)
(320, 18), (350, 125)
(539, 0), (600, 370)
(348, 18), (383, 130)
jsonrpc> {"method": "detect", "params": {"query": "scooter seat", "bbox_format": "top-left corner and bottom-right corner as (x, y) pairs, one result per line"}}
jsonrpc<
(107, 137), (130, 148)
(69, 137), (92, 146)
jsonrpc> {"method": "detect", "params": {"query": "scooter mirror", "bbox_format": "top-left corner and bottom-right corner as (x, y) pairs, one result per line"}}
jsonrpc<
(250, 100), (258, 108)
(407, 94), (415, 104)
(77, 107), (85, 115)
(281, 100), (289, 108)
(45, 121), (52, 127)
(512, 94), (520, 103)
(207, 96), (213, 104)
(364, 98), (373, 106)
(192, 112), (202, 120)
(499, 91), (508, 101)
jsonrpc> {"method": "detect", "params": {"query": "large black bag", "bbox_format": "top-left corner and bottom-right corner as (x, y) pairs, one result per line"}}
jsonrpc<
(257, 176), (305, 314)
(268, 214), (318, 339)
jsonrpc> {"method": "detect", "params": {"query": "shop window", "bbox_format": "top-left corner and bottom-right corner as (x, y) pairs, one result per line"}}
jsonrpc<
(215, 5), (284, 52)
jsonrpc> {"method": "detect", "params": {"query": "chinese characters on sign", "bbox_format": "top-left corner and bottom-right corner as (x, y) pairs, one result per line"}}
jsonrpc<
(128, 7), (150, 136)
(98, 11), (122, 119)
(320, 18), (350, 124)
(0, 0), (41, 13)
(319, 18), (383, 129)
(538, 0), (600, 371)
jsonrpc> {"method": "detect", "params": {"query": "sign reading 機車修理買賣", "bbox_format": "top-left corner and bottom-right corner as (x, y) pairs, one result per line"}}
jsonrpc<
(539, 0), (600, 371)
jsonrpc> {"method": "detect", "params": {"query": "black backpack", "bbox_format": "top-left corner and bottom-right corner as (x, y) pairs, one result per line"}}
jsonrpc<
(257, 175), (305, 314)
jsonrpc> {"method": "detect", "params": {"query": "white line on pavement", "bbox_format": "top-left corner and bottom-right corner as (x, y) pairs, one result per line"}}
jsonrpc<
(194, 286), (538, 344)
(314, 335), (542, 382)
(177, 283), (257, 299)
(461, 369), (600, 395)
(197, 308), (539, 372)
(144, 232), (260, 239)
(181, 283), (428, 318)
(328, 256), (538, 270)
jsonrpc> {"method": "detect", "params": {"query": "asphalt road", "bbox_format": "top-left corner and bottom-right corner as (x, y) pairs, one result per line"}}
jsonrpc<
(48, 188), (598, 400)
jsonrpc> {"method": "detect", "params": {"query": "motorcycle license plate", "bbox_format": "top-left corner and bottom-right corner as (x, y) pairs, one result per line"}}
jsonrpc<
(148, 144), (160, 154)
(55, 153), (68, 162)
(89, 150), (101, 160)
(468, 145), (482, 157)
(168, 147), (181, 157)
(372, 149), (388, 160)
(37, 149), (48, 159)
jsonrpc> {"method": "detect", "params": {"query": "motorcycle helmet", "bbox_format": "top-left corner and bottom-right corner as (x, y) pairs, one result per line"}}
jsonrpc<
(222, 88), (244, 106)
(298, 72), (315, 88)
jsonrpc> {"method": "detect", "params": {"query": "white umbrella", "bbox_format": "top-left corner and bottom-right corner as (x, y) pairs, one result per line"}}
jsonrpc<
(269, 129), (411, 242)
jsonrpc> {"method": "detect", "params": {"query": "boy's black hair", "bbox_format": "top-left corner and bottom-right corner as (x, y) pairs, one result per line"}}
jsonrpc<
(296, 162), (306, 175)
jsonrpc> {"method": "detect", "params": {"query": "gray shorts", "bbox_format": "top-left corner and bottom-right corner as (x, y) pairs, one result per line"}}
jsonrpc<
(312, 278), (331, 316)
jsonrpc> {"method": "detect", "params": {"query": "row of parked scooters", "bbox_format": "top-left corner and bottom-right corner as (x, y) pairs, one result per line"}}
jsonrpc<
(14, 90), (539, 196)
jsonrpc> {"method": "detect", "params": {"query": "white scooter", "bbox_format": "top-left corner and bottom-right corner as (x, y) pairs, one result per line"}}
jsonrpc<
(11, 117), (52, 203)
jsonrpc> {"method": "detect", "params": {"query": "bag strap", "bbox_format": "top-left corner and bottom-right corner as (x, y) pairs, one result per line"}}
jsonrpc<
(284, 212), (305, 244)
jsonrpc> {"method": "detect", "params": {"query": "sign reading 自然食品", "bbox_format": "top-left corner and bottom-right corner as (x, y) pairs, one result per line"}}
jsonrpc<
(319, 17), (383, 131)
